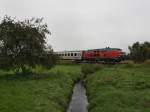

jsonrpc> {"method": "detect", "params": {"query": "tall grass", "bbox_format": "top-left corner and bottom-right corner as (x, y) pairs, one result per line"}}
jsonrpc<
(81, 64), (103, 75)
(0, 65), (81, 112)
(85, 64), (150, 112)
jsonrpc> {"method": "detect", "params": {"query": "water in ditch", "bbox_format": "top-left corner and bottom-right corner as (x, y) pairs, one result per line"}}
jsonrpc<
(67, 81), (88, 112)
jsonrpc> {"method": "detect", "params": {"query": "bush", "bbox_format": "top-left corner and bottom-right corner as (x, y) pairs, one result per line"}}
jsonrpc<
(14, 65), (33, 75)
(128, 41), (150, 63)
(81, 64), (103, 75)
(121, 60), (135, 68)
(144, 59), (150, 65)
(57, 60), (75, 65)
(120, 60), (134, 64)
(32, 65), (47, 74)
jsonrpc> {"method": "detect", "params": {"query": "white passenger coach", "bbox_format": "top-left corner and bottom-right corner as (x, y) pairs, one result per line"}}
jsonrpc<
(56, 51), (82, 60)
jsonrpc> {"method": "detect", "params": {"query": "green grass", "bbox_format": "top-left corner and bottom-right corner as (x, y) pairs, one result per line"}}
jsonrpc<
(1, 64), (150, 112)
(0, 65), (81, 112)
(86, 64), (150, 112)
(81, 64), (103, 75)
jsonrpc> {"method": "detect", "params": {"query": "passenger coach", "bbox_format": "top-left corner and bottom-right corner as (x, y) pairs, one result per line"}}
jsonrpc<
(56, 51), (82, 60)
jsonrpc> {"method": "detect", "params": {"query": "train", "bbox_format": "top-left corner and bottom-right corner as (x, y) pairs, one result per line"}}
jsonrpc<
(56, 47), (125, 63)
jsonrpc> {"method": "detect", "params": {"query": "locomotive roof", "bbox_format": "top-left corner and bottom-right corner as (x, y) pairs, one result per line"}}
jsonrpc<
(88, 48), (122, 51)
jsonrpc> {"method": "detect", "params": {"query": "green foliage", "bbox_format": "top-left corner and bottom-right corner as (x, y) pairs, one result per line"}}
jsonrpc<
(122, 61), (135, 68)
(0, 15), (57, 72)
(0, 65), (81, 112)
(86, 65), (150, 112)
(32, 65), (47, 74)
(81, 64), (103, 75)
(57, 60), (76, 65)
(129, 41), (150, 62)
(144, 59), (150, 65)
(120, 60), (134, 64)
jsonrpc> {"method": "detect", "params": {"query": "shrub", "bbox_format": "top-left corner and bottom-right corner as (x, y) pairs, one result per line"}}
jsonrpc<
(128, 41), (150, 63)
(122, 60), (135, 68)
(144, 59), (150, 65)
(57, 60), (75, 65)
(14, 65), (33, 75)
(32, 65), (47, 74)
(81, 64), (103, 75)
(121, 60), (134, 64)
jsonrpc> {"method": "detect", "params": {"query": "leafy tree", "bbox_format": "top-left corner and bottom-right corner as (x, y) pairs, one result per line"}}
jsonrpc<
(0, 16), (57, 73)
(128, 41), (150, 62)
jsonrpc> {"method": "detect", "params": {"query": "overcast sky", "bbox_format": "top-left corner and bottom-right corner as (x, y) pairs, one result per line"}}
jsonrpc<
(0, 0), (150, 52)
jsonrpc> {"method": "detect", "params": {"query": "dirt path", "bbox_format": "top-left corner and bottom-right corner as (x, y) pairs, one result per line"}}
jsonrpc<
(67, 81), (88, 112)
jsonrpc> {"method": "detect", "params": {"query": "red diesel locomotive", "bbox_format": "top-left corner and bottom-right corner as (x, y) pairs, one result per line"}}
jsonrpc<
(82, 48), (125, 63)
(56, 47), (125, 63)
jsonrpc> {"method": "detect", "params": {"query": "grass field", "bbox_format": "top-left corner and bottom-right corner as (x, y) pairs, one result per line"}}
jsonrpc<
(0, 65), (81, 112)
(0, 63), (150, 112)
(85, 64), (150, 112)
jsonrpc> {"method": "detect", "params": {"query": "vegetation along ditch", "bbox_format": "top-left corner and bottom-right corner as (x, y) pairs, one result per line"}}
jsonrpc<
(67, 62), (150, 112)
(67, 64), (102, 112)
(0, 63), (150, 112)
(85, 63), (150, 112)
(0, 65), (81, 112)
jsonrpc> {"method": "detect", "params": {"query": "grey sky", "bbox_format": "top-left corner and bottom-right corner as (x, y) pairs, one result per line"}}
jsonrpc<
(0, 0), (150, 52)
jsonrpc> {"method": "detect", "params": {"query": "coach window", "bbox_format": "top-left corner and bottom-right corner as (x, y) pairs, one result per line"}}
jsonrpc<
(71, 53), (73, 56)
(65, 53), (67, 56)
(68, 53), (70, 56)
(74, 53), (77, 56)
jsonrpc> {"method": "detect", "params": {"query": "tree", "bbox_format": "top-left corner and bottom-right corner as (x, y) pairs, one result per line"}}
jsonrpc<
(0, 15), (57, 72)
(128, 41), (150, 62)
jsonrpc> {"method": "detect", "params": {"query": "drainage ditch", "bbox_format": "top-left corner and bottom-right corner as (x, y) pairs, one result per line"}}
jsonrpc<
(67, 81), (88, 112)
